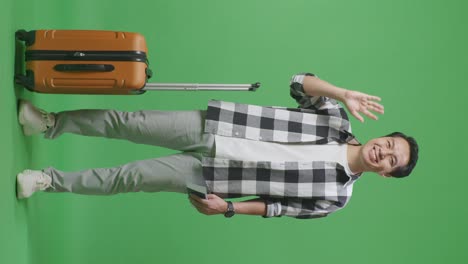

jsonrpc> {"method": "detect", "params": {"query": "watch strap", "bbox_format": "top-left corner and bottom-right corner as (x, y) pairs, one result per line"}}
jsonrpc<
(224, 201), (235, 218)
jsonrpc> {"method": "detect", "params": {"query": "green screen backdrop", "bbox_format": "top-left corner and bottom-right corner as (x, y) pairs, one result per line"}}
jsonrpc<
(1, 0), (466, 264)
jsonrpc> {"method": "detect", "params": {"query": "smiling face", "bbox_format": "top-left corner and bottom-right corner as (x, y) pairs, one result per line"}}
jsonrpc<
(360, 136), (411, 177)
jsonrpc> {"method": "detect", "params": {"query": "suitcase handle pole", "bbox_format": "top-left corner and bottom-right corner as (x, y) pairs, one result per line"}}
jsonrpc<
(143, 82), (260, 91)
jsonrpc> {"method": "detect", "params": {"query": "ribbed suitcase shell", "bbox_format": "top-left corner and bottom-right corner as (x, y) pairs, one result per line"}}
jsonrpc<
(19, 30), (150, 94)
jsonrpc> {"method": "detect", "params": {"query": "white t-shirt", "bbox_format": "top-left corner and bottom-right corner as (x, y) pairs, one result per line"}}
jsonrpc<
(214, 135), (356, 176)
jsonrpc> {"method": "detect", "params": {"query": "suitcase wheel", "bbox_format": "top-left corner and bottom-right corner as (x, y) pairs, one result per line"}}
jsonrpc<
(129, 89), (146, 95)
(15, 30), (36, 46)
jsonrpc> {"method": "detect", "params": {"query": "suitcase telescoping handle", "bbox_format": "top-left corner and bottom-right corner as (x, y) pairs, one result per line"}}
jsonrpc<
(143, 82), (261, 91)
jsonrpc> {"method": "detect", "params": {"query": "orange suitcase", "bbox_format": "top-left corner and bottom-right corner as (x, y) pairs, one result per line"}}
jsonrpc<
(15, 29), (260, 94)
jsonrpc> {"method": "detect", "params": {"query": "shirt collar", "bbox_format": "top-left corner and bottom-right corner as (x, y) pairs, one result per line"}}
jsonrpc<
(343, 173), (360, 188)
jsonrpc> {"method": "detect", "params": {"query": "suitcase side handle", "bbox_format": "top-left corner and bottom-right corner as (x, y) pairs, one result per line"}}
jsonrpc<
(54, 64), (115, 72)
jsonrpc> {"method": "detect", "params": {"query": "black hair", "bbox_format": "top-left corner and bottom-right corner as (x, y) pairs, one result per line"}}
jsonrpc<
(385, 132), (419, 178)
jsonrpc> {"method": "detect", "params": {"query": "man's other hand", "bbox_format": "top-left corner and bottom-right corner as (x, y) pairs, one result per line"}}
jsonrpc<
(343, 90), (384, 122)
(189, 194), (228, 215)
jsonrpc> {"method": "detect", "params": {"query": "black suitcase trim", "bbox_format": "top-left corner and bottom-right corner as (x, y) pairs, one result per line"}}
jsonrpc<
(16, 30), (36, 46)
(25, 50), (147, 62)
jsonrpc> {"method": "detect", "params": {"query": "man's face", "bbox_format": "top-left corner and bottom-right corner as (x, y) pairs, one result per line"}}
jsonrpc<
(360, 136), (411, 177)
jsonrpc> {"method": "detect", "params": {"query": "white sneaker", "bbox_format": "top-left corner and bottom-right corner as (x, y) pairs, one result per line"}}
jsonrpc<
(18, 100), (55, 136)
(16, 170), (53, 199)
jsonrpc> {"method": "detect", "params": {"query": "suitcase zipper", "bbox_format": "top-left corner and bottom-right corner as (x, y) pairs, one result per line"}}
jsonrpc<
(25, 50), (147, 62)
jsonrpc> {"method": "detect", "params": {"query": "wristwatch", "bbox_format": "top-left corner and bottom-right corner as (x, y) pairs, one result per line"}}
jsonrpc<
(224, 201), (235, 218)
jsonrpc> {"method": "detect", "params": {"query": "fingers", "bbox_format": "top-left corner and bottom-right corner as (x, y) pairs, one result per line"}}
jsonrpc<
(354, 91), (381, 102)
(367, 95), (381, 102)
(348, 92), (383, 122)
(189, 194), (218, 215)
(189, 194), (205, 207)
(362, 109), (378, 120)
(351, 110), (364, 123)
(367, 101), (384, 114)
(189, 195), (209, 214)
(206, 194), (218, 200)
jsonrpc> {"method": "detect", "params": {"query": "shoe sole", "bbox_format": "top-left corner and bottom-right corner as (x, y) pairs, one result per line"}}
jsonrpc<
(18, 100), (28, 126)
(16, 172), (27, 199)
(18, 100), (40, 136)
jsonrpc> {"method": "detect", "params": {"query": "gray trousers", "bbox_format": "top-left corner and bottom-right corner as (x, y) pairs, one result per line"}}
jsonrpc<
(43, 109), (214, 195)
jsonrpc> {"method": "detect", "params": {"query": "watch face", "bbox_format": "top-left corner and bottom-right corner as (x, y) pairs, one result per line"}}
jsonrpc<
(224, 202), (235, 218)
(224, 210), (235, 218)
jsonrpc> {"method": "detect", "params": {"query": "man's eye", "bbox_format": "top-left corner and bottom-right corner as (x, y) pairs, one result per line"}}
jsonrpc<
(387, 141), (391, 148)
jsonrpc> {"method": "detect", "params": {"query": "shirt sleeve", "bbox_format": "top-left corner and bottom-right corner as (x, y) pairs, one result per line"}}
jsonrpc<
(290, 72), (341, 111)
(264, 200), (282, 217)
(263, 197), (337, 219)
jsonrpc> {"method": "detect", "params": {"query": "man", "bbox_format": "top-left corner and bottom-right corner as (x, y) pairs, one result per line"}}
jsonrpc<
(16, 73), (419, 219)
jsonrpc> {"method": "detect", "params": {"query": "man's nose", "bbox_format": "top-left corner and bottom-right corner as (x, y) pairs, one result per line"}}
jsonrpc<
(380, 148), (393, 157)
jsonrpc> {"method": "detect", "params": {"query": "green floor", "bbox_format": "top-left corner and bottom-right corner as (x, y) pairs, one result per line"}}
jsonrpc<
(2, 1), (468, 264)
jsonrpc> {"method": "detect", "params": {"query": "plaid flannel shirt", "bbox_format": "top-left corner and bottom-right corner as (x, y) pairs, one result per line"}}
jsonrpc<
(202, 73), (360, 219)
